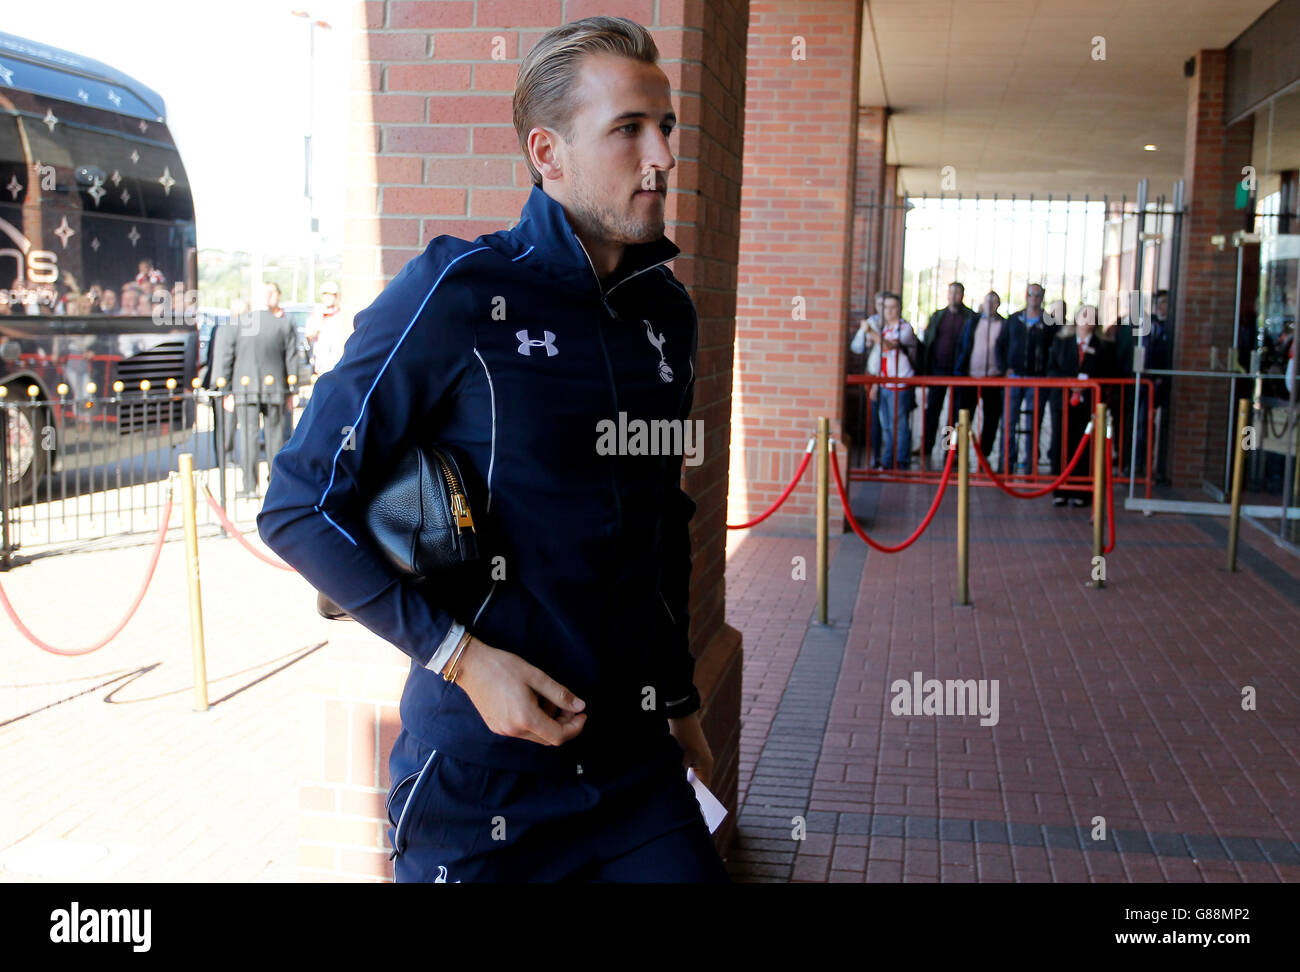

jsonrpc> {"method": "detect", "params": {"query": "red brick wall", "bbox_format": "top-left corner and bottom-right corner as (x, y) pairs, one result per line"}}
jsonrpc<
(729, 0), (862, 529)
(1170, 49), (1255, 489)
(297, 633), (406, 882)
(308, 0), (749, 881)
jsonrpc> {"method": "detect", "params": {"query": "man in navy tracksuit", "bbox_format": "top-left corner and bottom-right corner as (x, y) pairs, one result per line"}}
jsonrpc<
(919, 282), (975, 467)
(256, 17), (727, 882)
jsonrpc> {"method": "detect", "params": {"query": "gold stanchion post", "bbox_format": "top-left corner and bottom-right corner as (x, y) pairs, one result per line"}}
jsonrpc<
(1091, 402), (1106, 589)
(816, 417), (829, 624)
(178, 453), (209, 711)
(1227, 398), (1249, 572)
(957, 408), (971, 605)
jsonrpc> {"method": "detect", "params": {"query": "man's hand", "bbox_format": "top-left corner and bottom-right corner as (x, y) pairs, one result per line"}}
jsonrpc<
(452, 635), (586, 746)
(668, 712), (714, 789)
(883, 336), (900, 351)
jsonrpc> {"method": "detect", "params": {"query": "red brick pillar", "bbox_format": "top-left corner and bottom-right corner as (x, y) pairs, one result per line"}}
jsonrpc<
(730, 0), (862, 529)
(881, 164), (905, 292)
(1280, 170), (1299, 233)
(297, 630), (406, 882)
(301, 0), (748, 881)
(1169, 49), (1255, 488)
(845, 108), (889, 454)
(851, 106), (889, 323)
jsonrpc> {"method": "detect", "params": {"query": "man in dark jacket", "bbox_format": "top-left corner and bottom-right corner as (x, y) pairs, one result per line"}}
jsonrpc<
(1002, 283), (1050, 474)
(215, 292), (298, 497)
(200, 314), (239, 461)
(256, 16), (725, 883)
(1022, 295), (1068, 473)
(1131, 289), (1173, 481)
(919, 281), (974, 466)
(1047, 306), (1118, 505)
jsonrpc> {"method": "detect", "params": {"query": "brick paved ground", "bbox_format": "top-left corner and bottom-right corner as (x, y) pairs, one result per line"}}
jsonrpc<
(724, 477), (1300, 883)
(0, 504), (337, 883)
(2, 469), (1297, 882)
(723, 529), (832, 811)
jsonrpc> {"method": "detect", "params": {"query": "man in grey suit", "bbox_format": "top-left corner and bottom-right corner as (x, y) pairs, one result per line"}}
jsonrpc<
(201, 316), (239, 461)
(214, 288), (298, 497)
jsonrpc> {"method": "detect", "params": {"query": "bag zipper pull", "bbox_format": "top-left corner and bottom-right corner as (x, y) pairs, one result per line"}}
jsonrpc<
(450, 492), (474, 530)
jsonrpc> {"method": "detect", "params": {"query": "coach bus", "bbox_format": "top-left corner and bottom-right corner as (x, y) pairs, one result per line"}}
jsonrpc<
(0, 30), (198, 505)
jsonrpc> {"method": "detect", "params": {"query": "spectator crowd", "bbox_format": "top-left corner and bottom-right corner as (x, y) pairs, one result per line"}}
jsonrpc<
(0, 260), (183, 317)
(850, 281), (1174, 499)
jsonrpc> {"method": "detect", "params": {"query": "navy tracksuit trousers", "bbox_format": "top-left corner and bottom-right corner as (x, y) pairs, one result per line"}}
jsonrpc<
(384, 728), (729, 883)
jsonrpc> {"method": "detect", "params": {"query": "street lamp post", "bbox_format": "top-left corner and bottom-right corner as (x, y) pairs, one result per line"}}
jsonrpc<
(291, 10), (331, 302)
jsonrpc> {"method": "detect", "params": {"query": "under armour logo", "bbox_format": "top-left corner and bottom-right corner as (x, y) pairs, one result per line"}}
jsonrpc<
(516, 329), (558, 356)
(643, 320), (673, 383)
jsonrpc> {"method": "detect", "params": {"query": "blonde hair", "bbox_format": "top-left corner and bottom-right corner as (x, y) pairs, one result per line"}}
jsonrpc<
(512, 16), (660, 188)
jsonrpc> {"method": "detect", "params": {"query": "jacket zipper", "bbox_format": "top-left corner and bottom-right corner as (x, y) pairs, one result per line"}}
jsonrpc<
(604, 256), (674, 301)
(594, 311), (624, 535)
(573, 234), (673, 320)
(574, 236), (674, 543)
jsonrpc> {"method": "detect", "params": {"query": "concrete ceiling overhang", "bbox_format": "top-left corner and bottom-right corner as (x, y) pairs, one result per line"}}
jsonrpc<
(859, 0), (1275, 199)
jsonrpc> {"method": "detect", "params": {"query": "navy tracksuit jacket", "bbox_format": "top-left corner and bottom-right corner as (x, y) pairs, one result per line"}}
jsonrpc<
(256, 185), (702, 781)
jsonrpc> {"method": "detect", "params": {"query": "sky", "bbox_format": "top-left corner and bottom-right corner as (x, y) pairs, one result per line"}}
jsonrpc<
(5, 0), (352, 254)
(903, 197), (1109, 321)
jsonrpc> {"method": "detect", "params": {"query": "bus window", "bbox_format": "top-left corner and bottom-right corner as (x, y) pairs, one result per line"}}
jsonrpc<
(21, 115), (195, 221)
(3, 106), (194, 315)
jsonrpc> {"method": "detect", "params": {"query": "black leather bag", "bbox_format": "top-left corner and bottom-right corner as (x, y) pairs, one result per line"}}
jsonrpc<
(316, 441), (479, 620)
(364, 441), (479, 574)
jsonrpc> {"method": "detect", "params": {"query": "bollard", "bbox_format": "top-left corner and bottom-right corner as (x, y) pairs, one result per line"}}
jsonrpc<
(1227, 398), (1249, 572)
(1092, 402), (1106, 588)
(178, 454), (209, 711)
(1293, 416), (1300, 509)
(214, 376), (231, 523)
(816, 416), (829, 625)
(0, 405), (9, 570)
(957, 408), (970, 605)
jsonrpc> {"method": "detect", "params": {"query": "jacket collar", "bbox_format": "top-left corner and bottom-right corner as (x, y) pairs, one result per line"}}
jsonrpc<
(510, 183), (680, 299)
(933, 304), (973, 320)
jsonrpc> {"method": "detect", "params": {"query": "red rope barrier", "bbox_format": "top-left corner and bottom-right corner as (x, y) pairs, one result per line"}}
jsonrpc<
(0, 484), (175, 656)
(202, 485), (295, 571)
(830, 441), (955, 553)
(971, 426), (1093, 499)
(727, 437), (816, 530)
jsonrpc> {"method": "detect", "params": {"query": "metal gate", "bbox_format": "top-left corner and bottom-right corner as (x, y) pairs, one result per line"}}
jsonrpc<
(846, 179), (1183, 496)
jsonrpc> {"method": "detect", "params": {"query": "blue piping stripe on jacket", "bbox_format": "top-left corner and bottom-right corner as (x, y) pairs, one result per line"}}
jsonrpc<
(658, 266), (696, 385)
(472, 580), (498, 626)
(316, 246), (492, 542)
(471, 347), (497, 512)
(391, 746), (439, 860)
(315, 506), (357, 546)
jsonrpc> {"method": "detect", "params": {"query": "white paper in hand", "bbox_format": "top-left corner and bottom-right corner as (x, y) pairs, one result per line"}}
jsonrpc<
(686, 767), (728, 834)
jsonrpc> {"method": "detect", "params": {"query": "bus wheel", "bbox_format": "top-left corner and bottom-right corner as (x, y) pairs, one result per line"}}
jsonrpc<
(2, 387), (49, 507)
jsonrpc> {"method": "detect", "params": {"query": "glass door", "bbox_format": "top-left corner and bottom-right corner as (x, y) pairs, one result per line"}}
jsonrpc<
(1254, 233), (1299, 540)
